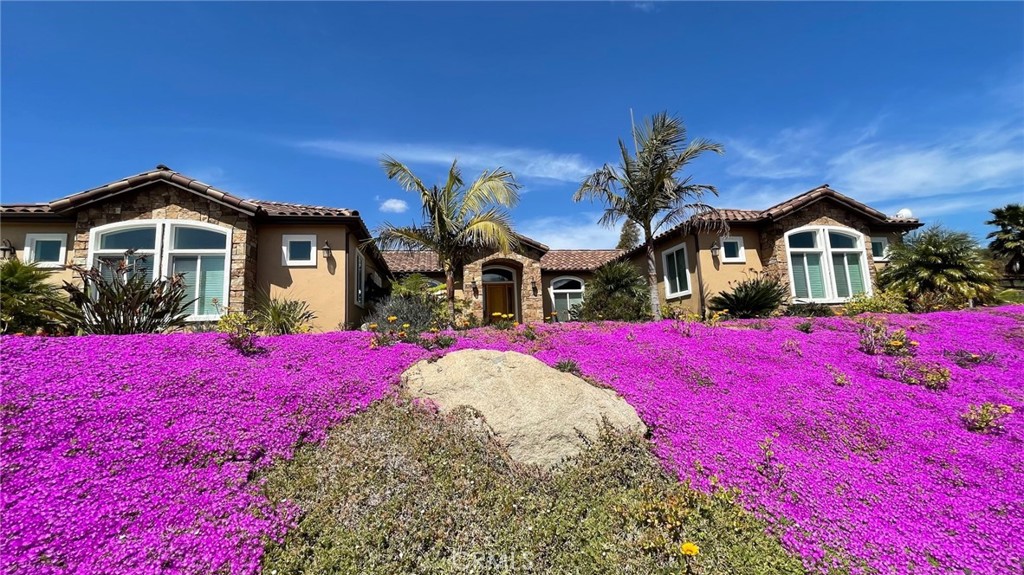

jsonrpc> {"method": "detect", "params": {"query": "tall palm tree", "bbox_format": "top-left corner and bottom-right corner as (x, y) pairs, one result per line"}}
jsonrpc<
(986, 203), (1024, 273)
(574, 111), (726, 320)
(374, 156), (521, 324)
(878, 225), (997, 308)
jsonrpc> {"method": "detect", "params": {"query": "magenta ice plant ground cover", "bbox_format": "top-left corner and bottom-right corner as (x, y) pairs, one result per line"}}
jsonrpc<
(2, 306), (1022, 574)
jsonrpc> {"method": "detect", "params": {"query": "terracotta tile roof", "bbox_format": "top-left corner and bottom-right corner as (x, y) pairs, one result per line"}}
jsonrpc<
(0, 203), (54, 215)
(540, 249), (623, 271)
(251, 200), (358, 218)
(381, 251), (443, 273)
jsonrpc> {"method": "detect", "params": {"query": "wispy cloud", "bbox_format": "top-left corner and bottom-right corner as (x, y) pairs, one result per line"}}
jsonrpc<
(517, 213), (620, 249)
(378, 198), (409, 214)
(294, 139), (596, 183)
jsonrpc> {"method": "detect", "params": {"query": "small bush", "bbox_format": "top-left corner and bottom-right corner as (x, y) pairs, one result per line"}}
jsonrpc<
(216, 312), (261, 355)
(888, 357), (951, 390)
(366, 294), (443, 334)
(555, 359), (581, 375)
(59, 253), (194, 335)
(943, 349), (998, 368)
(573, 261), (650, 322)
(856, 319), (918, 356)
(825, 364), (850, 387)
(961, 403), (1013, 433)
(0, 259), (74, 335)
(794, 321), (813, 334)
(842, 291), (908, 316)
(784, 302), (835, 317)
(708, 272), (788, 319)
(251, 294), (316, 335)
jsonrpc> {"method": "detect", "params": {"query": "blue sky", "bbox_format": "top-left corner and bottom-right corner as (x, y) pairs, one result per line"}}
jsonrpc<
(3, 2), (1022, 248)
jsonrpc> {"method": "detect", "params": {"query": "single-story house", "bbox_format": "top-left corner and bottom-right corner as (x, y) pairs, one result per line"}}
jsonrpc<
(1, 166), (922, 328)
(382, 184), (922, 322)
(0, 165), (388, 330)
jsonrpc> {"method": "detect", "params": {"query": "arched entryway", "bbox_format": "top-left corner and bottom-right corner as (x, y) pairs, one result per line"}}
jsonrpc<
(482, 266), (519, 323)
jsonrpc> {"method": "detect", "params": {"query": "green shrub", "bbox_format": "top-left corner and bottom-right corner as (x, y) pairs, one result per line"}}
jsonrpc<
(784, 302), (835, 317)
(59, 253), (194, 335)
(708, 272), (788, 319)
(856, 318), (918, 356)
(842, 291), (908, 316)
(216, 312), (261, 354)
(886, 357), (951, 390)
(794, 321), (813, 334)
(366, 293), (443, 333)
(573, 260), (650, 322)
(961, 403), (1014, 433)
(251, 293), (316, 335)
(555, 359), (581, 375)
(0, 259), (73, 335)
(260, 399), (807, 575)
(943, 349), (998, 368)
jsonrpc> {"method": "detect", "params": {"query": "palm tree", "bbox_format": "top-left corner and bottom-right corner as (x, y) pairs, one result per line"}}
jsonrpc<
(374, 156), (521, 324)
(574, 111), (726, 320)
(878, 225), (998, 309)
(986, 203), (1024, 273)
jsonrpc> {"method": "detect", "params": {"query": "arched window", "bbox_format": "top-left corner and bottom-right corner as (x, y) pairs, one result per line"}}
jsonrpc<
(482, 268), (515, 283)
(785, 226), (870, 302)
(89, 220), (231, 319)
(550, 276), (585, 321)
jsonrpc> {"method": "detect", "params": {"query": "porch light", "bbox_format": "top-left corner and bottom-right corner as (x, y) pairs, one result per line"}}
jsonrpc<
(321, 240), (332, 259)
(530, 278), (538, 295)
(0, 239), (14, 260)
(710, 240), (721, 259)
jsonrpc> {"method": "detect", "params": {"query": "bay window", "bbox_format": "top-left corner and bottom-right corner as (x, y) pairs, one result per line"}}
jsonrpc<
(785, 226), (870, 303)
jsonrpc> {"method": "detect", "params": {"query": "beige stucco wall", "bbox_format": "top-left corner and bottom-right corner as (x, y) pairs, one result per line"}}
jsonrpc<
(628, 234), (702, 315)
(696, 228), (765, 302)
(0, 221), (78, 286)
(255, 224), (349, 331)
(344, 232), (384, 329)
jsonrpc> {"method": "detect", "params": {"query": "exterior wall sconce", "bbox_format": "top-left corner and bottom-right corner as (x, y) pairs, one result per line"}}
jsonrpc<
(710, 240), (721, 259)
(530, 278), (538, 295)
(0, 239), (14, 260)
(321, 241), (332, 259)
(470, 276), (479, 298)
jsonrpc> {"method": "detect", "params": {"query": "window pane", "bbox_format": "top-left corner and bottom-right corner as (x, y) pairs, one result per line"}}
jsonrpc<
(832, 254), (851, 298)
(847, 254), (866, 296)
(791, 254), (809, 298)
(667, 249), (688, 293)
(665, 250), (679, 293)
(553, 278), (582, 290)
(288, 240), (313, 262)
(172, 256), (199, 316)
(871, 240), (886, 258)
(828, 232), (857, 249)
(34, 240), (62, 263)
(198, 256), (225, 315)
(174, 227), (226, 250)
(100, 227), (157, 250)
(788, 231), (816, 249)
(482, 269), (513, 282)
(723, 241), (740, 259)
(806, 253), (826, 299)
(97, 254), (153, 282)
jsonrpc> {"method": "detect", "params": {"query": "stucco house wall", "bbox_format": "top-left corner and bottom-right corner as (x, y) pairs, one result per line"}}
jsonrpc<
(1, 222), (78, 287)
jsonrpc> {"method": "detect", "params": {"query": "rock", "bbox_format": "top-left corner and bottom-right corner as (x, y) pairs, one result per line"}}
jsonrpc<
(400, 349), (647, 470)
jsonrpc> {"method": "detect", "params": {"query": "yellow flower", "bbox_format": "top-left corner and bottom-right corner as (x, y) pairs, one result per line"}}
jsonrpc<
(680, 541), (699, 556)
(492, 312), (502, 317)
(888, 340), (903, 347)
(368, 323), (378, 330)
(387, 316), (397, 322)
(513, 322), (520, 327)
(402, 323), (410, 329)
(911, 341), (920, 347)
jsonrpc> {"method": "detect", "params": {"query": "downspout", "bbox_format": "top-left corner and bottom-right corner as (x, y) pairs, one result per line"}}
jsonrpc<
(692, 232), (707, 319)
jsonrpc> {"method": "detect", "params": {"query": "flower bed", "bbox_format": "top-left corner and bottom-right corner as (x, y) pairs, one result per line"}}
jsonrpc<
(2, 307), (1022, 574)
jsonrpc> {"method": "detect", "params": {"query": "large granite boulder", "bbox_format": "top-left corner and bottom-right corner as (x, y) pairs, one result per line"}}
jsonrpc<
(400, 349), (647, 470)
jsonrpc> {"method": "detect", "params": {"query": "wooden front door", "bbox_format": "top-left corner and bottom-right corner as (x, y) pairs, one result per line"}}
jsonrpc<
(484, 283), (515, 322)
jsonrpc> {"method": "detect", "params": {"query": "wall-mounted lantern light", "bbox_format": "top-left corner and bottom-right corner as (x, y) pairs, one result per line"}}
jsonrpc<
(321, 241), (332, 259)
(471, 276), (479, 298)
(530, 278), (538, 295)
(710, 240), (721, 260)
(0, 239), (14, 260)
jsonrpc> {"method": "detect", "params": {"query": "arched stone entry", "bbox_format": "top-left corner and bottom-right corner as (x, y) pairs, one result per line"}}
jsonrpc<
(481, 266), (518, 322)
(463, 251), (544, 324)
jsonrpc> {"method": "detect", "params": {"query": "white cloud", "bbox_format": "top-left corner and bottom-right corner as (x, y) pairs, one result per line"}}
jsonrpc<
(294, 139), (596, 183)
(517, 213), (621, 249)
(379, 198), (409, 213)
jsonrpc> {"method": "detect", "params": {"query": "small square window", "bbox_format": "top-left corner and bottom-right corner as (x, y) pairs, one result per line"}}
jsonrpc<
(282, 234), (316, 267)
(25, 234), (67, 268)
(871, 237), (889, 261)
(719, 236), (745, 263)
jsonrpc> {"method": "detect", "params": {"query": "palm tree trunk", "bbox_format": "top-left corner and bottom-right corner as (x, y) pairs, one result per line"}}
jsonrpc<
(444, 267), (457, 328)
(645, 231), (661, 320)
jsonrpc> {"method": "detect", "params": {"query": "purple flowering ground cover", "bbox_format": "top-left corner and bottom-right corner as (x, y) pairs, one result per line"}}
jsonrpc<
(2, 306), (1023, 574)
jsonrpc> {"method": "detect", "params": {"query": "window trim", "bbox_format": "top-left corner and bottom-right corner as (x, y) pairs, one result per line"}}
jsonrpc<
(662, 242), (692, 299)
(784, 226), (872, 304)
(870, 236), (890, 262)
(282, 234), (317, 267)
(719, 235), (746, 264)
(354, 250), (366, 308)
(549, 275), (585, 321)
(24, 233), (68, 268)
(87, 220), (231, 321)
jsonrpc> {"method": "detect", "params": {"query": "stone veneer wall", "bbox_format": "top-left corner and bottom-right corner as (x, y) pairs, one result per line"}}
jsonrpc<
(72, 183), (258, 311)
(461, 249), (545, 323)
(758, 199), (879, 293)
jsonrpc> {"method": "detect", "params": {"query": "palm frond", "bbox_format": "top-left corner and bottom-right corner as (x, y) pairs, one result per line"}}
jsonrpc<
(460, 208), (520, 253)
(374, 223), (440, 253)
(460, 168), (520, 218)
(380, 156), (430, 197)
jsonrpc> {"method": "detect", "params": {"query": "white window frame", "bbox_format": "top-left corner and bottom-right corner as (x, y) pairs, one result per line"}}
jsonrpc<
(662, 243), (692, 299)
(549, 275), (585, 321)
(784, 226), (873, 304)
(24, 233), (67, 268)
(719, 236), (746, 264)
(354, 250), (366, 307)
(87, 220), (231, 321)
(282, 234), (317, 267)
(870, 236), (890, 262)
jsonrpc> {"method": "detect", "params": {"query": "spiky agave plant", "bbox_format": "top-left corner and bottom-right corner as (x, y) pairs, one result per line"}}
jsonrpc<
(708, 272), (788, 318)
